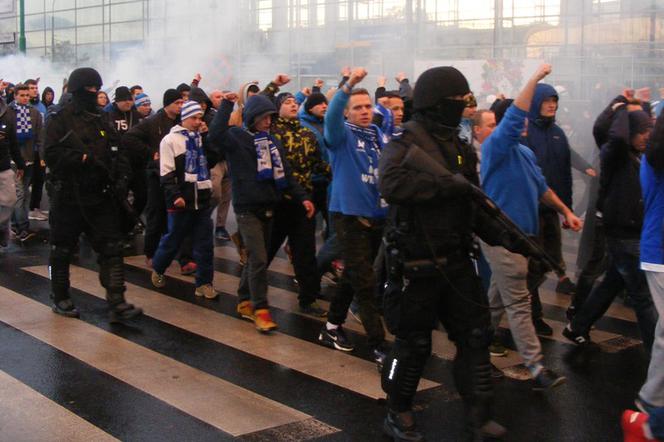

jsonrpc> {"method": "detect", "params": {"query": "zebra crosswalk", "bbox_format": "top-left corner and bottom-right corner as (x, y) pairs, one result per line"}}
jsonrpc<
(0, 240), (647, 441)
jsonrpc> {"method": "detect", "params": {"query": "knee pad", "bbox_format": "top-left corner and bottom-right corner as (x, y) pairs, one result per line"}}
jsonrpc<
(99, 241), (123, 259)
(50, 244), (73, 263)
(382, 332), (432, 412)
(464, 327), (493, 350)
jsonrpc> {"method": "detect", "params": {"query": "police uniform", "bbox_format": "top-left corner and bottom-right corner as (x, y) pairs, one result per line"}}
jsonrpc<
(44, 67), (142, 322)
(378, 67), (523, 441)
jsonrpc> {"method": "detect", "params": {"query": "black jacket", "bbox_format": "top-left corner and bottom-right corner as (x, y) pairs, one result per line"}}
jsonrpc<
(44, 102), (129, 206)
(0, 98), (25, 172)
(208, 97), (307, 213)
(122, 109), (178, 173)
(105, 103), (141, 135)
(378, 120), (513, 260)
(597, 108), (644, 238)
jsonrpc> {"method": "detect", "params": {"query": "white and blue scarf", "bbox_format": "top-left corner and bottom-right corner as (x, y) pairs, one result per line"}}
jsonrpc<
(254, 131), (288, 190)
(15, 104), (33, 144)
(181, 130), (211, 189)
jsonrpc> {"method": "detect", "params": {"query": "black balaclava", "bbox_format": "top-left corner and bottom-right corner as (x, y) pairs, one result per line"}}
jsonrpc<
(68, 67), (103, 113)
(412, 66), (470, 133)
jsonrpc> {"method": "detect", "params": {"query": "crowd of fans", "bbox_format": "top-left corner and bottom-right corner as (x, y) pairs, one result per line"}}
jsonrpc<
(0, 63), (662, 441)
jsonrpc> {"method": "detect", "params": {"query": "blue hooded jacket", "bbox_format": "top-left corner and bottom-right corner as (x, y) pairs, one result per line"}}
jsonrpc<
(523, 83), (572, 210)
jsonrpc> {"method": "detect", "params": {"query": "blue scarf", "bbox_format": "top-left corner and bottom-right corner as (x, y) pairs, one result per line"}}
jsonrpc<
(180, 130), (211, 186)
(373, 103), (394, 141)
(345, 122), (386, 158)
(15, 104), (33, 143)
(254, 131), (288, 190)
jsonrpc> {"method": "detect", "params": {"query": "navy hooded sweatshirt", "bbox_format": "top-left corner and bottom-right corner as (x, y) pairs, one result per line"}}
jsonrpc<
(523, 83), (573, 211)
(208, 94), (307, 213)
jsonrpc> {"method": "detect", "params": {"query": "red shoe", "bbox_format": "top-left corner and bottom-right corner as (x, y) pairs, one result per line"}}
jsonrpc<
(180, 262), (197, 276)
(622, 410), (658, 442)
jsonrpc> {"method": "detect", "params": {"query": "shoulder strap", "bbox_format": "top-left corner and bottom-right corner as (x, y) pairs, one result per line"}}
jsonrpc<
(402, 120), (451, 170)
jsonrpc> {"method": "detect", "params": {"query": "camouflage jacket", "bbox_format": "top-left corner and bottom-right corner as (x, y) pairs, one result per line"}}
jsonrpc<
(271, 117), (331, 193)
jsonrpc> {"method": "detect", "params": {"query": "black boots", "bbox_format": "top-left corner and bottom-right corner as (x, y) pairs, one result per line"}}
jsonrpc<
(51, 296), (80, 318)
(383, 409), (425, 442)
(107, 291), (143, 323)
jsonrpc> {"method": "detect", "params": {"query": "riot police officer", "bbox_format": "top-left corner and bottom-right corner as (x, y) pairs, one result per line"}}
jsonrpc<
(378, 67), (536, 441)
(44, 67), (142, 322)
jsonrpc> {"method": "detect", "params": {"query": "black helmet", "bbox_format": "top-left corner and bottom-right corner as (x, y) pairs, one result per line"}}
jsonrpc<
(67, 67), (102, 93)
(413, 67), (469, 112)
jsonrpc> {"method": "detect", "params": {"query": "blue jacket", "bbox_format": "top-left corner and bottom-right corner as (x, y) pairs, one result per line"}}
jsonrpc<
(324, 89), (388, 219)
(298, 106), (327, 159)
(481, 105), (549, 235)
(523, 83), (572, 210)
(208, 95), (307, 213)
(641, 117), (664, 268)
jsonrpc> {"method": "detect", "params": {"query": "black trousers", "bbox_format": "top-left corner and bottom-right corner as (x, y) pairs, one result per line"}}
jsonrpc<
(29, 152), (45, 210)
(49, 194), (126, 304)
(144, 171), (193, 264)
(382, 254), (494, 430)
(267, 198), (320, 306)
(528, 210), (565, 320)
(571, 216), (607, 311)
(327, 213), (385, 348)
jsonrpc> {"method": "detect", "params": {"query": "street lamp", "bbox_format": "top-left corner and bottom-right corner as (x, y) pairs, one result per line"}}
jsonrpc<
(18, 0), (26, 53)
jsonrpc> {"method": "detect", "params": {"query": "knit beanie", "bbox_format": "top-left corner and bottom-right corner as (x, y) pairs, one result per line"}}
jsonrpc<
(413, 67), (469, 111)
(629, 110), (653, 137)
(275, 92), (295, 111)
(163, 89), (181, 107)
(114, 86), (132, 102)
(135, 93), (150, 107)
(180, 101), (203, 121)
(305, 92), (327, 113)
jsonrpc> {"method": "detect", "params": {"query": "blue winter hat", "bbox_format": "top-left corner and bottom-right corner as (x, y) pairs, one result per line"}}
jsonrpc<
(180, 100), (202, 121)
(135, 93), (150, 107)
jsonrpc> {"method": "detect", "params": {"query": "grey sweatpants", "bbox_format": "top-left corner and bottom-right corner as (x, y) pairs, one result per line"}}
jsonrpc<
(639, 270), (664, 407)
(482, 243), (543, 368)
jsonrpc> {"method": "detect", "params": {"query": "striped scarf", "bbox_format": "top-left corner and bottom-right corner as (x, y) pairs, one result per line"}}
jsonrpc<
(254, 131), (287, 190)
(15, 104), (33, 143)
(180, 130), (211, 189)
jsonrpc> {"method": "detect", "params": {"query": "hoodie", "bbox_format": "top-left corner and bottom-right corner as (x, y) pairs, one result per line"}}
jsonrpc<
(228, 81), (259, 128)
(523, 83), (573, 210)
(641, 113), (664, 269)
(208, 94), (307, 213)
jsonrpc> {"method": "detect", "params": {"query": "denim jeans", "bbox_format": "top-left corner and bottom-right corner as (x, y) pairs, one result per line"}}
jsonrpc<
(571, 237), (657, 351)
(11, 163), (33, 233)
(152, 208), (214, 287)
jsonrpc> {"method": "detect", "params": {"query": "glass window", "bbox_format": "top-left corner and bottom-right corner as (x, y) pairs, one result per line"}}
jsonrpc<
(110, 21), (143, 42)
(77, 7), (103, 26)
(110, 2), (142, 23)
(78, 0), (103, 7)
(257, 0), (272, 30)
(77, 25), (102, 44)
(25, 14), (47, 32)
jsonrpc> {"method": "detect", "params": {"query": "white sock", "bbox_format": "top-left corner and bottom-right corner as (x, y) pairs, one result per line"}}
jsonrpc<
(326, 322), (338, 331)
